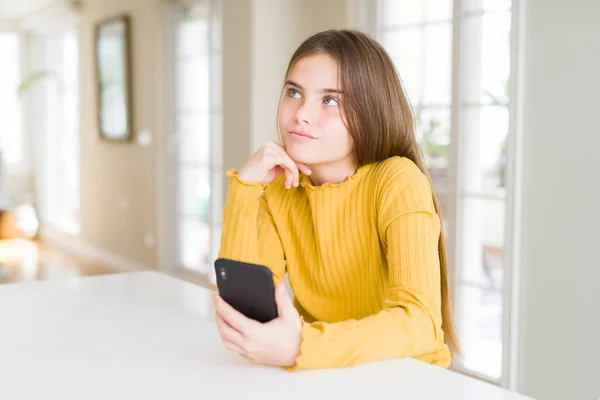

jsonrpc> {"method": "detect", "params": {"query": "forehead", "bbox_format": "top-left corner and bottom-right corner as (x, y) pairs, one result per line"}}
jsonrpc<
(287, 54), (340, 90)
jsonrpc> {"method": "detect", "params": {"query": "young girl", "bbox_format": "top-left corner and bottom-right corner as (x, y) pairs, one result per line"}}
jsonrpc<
(212, 29), (458, 371)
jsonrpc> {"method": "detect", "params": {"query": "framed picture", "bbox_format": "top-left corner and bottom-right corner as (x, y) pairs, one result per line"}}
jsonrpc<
(94, 15), (133, 141)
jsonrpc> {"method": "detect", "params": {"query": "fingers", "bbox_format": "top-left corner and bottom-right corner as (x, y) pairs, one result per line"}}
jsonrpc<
(263, 142), (312, 188)
(264, 151), (300, 189)
(274, 283), (289, 314)
(268, 143), (312, 174)
(215, 312), (245, 345)
(217, 318), (250, 358)
(215, 312), (249, 358)
(213, 294), (258, 334)
(296, 162), (312, 176)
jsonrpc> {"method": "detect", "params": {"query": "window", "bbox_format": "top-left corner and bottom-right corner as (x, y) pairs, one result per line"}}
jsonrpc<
(379, 0), (516, 382)
(380, 1), (453, 216)
(38, 31), (81, 234)
(171, 0), (222, 276)
(0, 32), (23, 206)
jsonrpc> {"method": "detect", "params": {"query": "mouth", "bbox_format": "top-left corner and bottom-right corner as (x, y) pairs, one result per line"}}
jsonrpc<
(289, 130), (317, 140)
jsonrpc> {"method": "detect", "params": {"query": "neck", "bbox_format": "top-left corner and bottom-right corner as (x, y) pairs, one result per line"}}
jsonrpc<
(307, 156), (358, 186)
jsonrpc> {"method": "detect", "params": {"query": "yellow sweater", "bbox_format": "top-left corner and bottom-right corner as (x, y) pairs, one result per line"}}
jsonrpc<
(218, 156), (451, 370)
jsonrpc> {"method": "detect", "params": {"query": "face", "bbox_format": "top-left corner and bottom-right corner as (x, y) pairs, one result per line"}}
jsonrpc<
(277, 54), (355, 167)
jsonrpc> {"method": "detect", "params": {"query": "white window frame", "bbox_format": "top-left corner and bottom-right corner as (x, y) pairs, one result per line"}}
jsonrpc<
(160, 0), (223, 281)
(1, 7), (81, 235)
(0, 28), (27, 209)
(354, 0), (524, 388)
(34, 29), (81, 235)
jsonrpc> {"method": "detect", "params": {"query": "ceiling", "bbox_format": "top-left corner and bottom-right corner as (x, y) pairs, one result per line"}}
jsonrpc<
(0, 0), (57, 20)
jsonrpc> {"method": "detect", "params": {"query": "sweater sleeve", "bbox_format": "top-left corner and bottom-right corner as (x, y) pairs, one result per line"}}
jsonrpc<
(289, 171), (447, 370)
(217, 170), (287, 285)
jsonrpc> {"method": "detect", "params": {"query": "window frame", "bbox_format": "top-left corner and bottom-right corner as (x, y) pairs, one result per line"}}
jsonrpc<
(160, 0), (223, 281)
(360, 0), (524, 388)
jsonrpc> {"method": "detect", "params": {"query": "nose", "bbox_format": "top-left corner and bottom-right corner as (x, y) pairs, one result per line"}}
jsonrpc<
(295, 99), (316, 125)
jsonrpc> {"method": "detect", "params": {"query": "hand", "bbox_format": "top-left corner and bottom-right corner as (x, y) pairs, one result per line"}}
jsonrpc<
(213, 283), (303, 367)
(238, 141), (312, 189)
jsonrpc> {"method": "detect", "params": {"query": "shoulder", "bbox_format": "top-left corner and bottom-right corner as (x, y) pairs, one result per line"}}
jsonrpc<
(370, 156), (436, 220)
(371, 156), (433, 197)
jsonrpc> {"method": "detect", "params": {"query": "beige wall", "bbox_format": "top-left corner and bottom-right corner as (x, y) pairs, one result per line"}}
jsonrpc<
(223, 0), (350, 171)
(251, 0), (349, 151)
(79, 0), (163, 268)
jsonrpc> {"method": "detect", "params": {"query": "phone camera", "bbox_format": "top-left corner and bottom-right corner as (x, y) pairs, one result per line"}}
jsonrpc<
(219, 267), (227, 281)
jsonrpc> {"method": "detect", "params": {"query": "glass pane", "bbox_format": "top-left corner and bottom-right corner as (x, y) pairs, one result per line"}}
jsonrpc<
(416, 106), (451, 213)
(381, 0), (423, 27)
(210, 0), (222, 51)
(60, 32), (81, 233)
(464, 0), (512, 12)
(177, 57), (210, 111)
(457, 284), (503, 379)
(177, 19), (208, 58)
(210, 168), (223, 224)
(426, 0), (453, 21)
(462, 106), (509, 194)
(382, 28), (422, 106)
(423, 23), (452, 105)
(210, 54), (222, 110)
(178, 112), (210, 165)
(178, 167), (211, 221)
(463, 12), (511, 106)
(210, 112), (223, 167)
(459, 197), (505, 289)
(178, 218), (210, 271)
(0, 33), (22, 165)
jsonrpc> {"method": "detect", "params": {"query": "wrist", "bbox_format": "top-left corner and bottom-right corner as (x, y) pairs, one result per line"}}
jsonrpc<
(237, 167), (260, 184)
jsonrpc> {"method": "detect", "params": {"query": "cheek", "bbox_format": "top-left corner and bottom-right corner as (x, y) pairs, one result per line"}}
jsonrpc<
(322, 112), (353, 152)
(278, 100), (296, 127)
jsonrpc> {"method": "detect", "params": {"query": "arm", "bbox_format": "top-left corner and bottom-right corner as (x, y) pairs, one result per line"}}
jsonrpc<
(218, 170), (286, 284)
(290, 175), (447, 370)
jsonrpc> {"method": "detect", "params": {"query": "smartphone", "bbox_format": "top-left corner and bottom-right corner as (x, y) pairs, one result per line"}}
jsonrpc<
(214, 258), (278, 323)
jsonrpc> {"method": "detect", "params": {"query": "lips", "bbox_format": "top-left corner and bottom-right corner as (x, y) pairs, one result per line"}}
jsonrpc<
(289, 130), (316, 139)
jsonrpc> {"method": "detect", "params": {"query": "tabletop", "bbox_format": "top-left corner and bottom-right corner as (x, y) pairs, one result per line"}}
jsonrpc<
(0, 271), (533, 399)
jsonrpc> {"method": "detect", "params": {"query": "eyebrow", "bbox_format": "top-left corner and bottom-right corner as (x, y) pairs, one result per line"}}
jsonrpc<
(285, 80), (343, 95)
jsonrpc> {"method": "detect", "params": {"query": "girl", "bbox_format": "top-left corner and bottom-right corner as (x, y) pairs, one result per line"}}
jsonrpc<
(212, 29), (458, 371)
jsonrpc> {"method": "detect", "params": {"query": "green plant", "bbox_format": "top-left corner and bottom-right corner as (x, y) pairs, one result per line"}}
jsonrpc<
(414, 105), (448, 160)
(484, 77), (510, 106)
(17, 70), (56, 96)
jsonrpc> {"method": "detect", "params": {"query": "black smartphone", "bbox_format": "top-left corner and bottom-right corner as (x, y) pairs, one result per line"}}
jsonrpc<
(214, 258), (278, 323)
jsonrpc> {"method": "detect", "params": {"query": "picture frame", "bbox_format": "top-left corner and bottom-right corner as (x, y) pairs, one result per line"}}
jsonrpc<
(94, 14), (133, 141)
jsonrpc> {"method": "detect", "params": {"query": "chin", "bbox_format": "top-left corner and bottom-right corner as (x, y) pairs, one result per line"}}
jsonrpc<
(284, 146), (310, 164)
(283, 141), (319, 165)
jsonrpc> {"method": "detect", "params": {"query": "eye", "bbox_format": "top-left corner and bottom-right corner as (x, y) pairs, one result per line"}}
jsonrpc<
(323, 96), (339, 106)
(287, 88), (301, 99)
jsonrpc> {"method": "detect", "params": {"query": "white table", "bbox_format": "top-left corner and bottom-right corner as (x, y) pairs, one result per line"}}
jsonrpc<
(0, 271), (532, 400)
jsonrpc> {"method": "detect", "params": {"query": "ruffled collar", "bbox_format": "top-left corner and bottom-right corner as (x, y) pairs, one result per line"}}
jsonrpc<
(299, 163), (374, 191)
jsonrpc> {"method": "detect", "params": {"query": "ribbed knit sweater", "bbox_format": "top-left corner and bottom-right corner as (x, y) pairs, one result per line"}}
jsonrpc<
(218, 156), (451, 370)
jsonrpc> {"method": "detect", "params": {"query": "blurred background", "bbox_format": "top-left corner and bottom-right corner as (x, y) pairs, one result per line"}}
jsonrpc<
(0, 0), (598, 399)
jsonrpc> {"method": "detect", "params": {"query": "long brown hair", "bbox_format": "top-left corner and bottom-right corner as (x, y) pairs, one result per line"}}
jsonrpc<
(285, 29), (459, 355)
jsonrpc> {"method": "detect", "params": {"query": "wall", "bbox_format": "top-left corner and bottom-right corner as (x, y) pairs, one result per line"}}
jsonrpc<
(250, 0), (349, 151)
(78, 0), (163, 268)
(222, 0), (350, 174)
(517, 0), (600, 398)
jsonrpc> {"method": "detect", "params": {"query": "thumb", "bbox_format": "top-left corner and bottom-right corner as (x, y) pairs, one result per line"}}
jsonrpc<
(275, 283), (295, 319)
